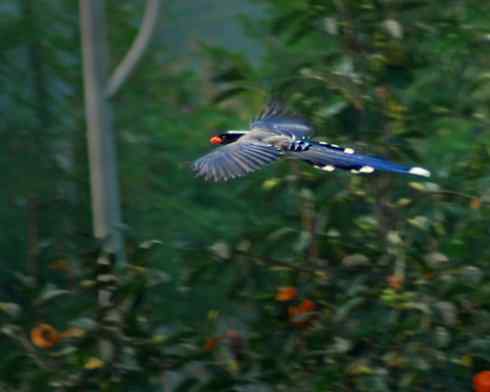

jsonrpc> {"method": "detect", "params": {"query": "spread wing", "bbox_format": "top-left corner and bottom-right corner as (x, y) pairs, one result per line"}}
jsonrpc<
(192, 141), (282, 182)
(250, 102), (313, 138)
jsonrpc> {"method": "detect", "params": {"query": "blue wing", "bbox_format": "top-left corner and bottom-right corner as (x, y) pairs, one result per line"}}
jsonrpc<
(250, 102), (313, 139)
(192, 141), (282, 182)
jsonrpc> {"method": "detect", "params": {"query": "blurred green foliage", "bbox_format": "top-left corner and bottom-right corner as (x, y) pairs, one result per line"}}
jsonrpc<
(2, 0), (490, 391)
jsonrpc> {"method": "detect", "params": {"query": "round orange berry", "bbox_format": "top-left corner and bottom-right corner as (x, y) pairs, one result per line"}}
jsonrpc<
(474, 371), (490, 392)
(276, 287), (298, 302)
(31, 323), (61, 349)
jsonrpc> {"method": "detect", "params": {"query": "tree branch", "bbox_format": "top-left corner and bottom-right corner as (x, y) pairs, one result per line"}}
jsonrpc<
(235, 250), (325, 275)
(428, 189), (485, 202)
(105, 0), (161, 99)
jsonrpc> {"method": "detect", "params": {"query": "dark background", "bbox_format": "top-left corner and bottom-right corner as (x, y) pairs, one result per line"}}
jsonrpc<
(1, 1), (490, 390)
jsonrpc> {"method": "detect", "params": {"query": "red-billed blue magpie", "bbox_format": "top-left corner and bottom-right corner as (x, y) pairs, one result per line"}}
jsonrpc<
(192, 103), (430, 182)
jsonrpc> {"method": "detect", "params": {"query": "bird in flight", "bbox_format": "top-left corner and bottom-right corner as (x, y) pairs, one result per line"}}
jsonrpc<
(192, 103), (430, 182)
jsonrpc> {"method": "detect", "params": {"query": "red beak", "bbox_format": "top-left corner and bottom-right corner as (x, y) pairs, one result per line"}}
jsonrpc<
(210, 135), (223, 145)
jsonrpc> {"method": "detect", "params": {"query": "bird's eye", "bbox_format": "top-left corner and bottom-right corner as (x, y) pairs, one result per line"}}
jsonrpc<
(210, 135), (223, 145)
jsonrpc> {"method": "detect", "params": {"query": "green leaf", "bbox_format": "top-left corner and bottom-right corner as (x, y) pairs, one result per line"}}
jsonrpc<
(34, 284), (70, 305)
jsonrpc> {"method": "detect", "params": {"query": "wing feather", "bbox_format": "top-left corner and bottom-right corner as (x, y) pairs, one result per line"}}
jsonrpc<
(192, 142), (281, 182)
(251, 102), (313, 138)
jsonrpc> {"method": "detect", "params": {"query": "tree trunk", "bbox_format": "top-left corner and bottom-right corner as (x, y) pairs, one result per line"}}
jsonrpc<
(80, 0), (124, 363)
(80, 0), (124, 264)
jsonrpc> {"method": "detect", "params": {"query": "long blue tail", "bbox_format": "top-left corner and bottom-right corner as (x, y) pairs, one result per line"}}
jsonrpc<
(291, 140), (431, 177)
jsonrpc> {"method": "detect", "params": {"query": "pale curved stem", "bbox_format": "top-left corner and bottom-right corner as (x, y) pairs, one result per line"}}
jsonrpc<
(106, 0), (161, 98)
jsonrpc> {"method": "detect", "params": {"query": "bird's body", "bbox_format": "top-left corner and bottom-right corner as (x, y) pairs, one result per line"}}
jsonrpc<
(192, 104), (430, 182)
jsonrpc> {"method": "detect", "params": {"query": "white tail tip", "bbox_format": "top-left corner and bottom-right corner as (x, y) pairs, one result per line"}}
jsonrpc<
(314, 164), (336, 172)
(359, 166), (375, 173)
(409, 167), (431, 177)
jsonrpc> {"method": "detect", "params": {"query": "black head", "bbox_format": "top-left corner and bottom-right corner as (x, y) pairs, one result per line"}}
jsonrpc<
(209, 130), (247, 145)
